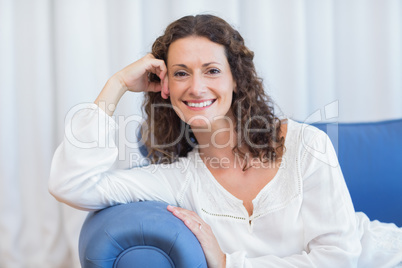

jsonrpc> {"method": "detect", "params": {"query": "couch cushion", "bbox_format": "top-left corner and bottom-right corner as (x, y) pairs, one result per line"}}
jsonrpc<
(313, 119), (402, 227)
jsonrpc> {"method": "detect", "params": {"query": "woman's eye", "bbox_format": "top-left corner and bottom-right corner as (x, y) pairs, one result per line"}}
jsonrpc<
(207, 68), (221, 75)
(174, 71), (188, 77)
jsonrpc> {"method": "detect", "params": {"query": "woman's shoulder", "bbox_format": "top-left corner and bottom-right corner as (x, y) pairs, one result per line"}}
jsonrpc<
(286, 119), (339, 170)
(286, 118), (328, 145)
(284, 119), (334, 163)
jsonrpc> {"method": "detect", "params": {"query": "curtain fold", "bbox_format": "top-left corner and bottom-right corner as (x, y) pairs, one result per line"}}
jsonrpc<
(0, 0), (401, 266)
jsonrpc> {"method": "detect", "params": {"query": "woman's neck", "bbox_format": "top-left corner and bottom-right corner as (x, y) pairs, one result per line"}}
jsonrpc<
(190, 114), (245, 169)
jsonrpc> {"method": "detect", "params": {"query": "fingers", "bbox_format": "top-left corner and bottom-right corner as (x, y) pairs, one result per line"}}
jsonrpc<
(146, 82), (162, 94)
(167, 205), (205, 235)
(146, 73), (169, 99)
(143, 54), (166, 80)
(144, 54), (169, 98)
(167, 205), (226, 268)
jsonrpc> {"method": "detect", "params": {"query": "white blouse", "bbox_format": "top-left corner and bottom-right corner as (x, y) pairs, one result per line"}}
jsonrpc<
(49, 104), (402, 268)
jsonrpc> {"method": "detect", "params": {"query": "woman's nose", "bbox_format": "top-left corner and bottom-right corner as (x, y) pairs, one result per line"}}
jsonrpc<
(189, 74), (206, 96)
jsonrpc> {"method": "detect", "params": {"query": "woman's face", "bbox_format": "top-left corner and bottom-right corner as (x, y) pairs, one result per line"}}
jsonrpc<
(167, 36), (236, 129)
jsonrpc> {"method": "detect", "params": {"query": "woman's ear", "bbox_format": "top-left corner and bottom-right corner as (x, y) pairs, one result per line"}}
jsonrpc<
(161, 75), (170, 99)
(233, 80), (237, 93)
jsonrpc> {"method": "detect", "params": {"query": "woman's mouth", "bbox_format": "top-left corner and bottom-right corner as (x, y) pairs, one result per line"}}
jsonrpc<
(183, 99), (216, 109)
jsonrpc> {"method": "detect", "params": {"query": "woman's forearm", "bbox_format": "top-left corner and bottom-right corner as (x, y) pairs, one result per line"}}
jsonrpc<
(94, 74), (127, 116)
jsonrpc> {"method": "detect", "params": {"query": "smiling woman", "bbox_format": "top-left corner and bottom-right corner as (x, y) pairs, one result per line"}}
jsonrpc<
(143, 15), (284, 168)
(48, 14), (402, 268)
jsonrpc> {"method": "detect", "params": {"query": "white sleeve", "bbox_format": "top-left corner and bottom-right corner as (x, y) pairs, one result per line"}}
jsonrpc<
(48, 103), (189, 211)
(225, 130), (361, 268)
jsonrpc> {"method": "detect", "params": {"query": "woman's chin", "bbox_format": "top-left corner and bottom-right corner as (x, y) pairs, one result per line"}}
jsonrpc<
(186, 118), (212, 129)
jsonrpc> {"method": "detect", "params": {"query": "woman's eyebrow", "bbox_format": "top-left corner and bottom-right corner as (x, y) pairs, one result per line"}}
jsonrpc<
(171, 64), (188, 68)
(202, 62), (221, 67)
(171, 62), (222, 68)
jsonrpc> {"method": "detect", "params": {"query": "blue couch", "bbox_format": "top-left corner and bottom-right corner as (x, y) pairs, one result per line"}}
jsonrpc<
(79, 119), (402, 267)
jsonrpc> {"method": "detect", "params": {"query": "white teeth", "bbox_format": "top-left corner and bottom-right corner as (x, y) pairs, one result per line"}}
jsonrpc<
(186, 100), (213, 108)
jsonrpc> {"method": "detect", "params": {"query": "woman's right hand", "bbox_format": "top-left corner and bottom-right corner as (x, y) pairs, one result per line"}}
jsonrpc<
(114, 53), (169, 99)
(95, 54), (169, 116)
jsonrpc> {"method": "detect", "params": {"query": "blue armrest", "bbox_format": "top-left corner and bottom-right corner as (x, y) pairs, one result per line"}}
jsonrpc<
(79, 201), (207, 268)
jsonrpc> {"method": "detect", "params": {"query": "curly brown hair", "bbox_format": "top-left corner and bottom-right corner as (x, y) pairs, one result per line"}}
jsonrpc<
(142, 14), (284, 169)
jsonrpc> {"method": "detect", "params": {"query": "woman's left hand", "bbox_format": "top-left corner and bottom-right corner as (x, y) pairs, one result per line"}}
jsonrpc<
(167, 205), (226, 268)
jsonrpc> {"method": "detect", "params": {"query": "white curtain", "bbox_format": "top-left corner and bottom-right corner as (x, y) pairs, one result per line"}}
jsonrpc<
(0, 0), (401, 267)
